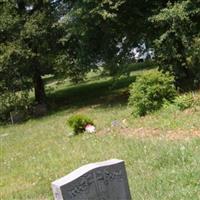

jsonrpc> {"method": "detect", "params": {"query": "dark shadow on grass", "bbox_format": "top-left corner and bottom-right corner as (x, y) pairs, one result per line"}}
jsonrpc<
(44, 61), (155, 115)
(47, 76), (136, 115)
(3, 63), (154, 124)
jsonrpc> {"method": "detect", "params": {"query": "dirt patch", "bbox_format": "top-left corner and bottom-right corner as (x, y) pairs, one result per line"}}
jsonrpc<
(165, 129), (200, 140)
(97, 127), (200, 141)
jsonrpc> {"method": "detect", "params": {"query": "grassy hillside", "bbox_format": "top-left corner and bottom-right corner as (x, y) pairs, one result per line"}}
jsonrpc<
(1, 115), (200, 199)
(1, 69), (200, 199)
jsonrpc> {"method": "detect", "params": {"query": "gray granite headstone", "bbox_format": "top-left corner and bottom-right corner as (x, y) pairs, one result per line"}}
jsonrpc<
(10, 111), (25, 124)
(52, 159), (132, 200)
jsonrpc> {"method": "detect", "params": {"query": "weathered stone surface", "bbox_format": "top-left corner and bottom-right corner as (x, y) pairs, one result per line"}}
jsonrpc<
(10, 111), (25, 124)
(52, 159), (132, 200)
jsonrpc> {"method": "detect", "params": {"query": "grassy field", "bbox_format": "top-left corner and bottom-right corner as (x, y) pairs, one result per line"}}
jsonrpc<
(1, 68), (200, 199)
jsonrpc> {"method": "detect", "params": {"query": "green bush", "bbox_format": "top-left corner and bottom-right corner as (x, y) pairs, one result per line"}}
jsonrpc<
(128, 70), (177, 116)
(67, 114), (94, 135)
(174, 93), (195, 111)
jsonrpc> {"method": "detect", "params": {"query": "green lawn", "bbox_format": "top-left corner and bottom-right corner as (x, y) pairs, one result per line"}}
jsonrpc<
(1, 120), (200, 199)
(1, 69), (200, 200)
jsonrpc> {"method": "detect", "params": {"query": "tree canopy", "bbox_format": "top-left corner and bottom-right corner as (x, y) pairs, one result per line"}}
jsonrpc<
(57, 0), (169, 74)
(0, 0), (199, 121)
(0, 0), (62, 104)
(151, 0), (200, 87)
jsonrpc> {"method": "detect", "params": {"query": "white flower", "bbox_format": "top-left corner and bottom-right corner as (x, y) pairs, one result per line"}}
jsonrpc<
(85, 124), (96, 133)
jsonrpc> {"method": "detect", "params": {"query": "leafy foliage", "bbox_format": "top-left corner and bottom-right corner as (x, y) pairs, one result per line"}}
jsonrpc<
(150, 0), (200, 88)
(187, 37), (200, 87)
(0, 1), (62, 105)
(174, 94), (193, 111)
(174, 92), (199, 111)
(128, 70), (177, 116)
(0, 91), (29, 123)
(67, 114), (94, 135)
(1, 0), (200, 123)
(58, 0), (168, 75)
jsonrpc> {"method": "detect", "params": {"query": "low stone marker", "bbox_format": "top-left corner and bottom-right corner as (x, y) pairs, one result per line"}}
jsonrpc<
(52, 159), (132, 200)
(10, 111), (25, 124)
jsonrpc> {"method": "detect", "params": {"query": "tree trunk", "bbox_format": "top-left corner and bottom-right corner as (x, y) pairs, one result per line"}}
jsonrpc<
(33, 70), (46, 104)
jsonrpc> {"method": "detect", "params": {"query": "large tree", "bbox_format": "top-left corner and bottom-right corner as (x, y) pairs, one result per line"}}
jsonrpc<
(150, 0), (200, 88)
(58, 0), (200, 87)
(0, 0), (170, 104)
(57, 0), (170, 75)
(2, 0), (199, 122)
(0, 0), (63, 104)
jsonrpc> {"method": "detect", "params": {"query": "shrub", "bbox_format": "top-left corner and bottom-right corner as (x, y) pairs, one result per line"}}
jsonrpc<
(67, 114), (94, 135)
(128, 70), (177, 116)
(174, 93), (195, 111)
